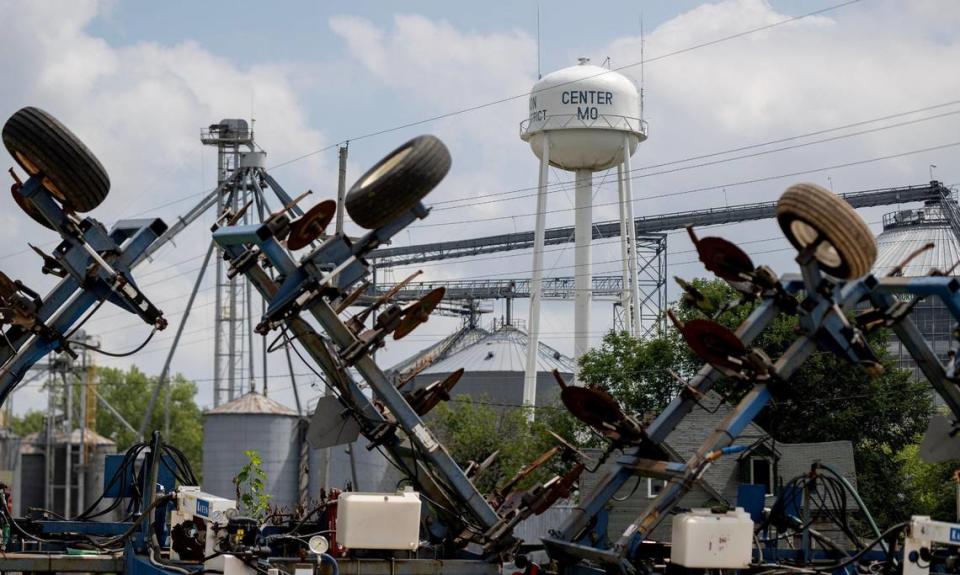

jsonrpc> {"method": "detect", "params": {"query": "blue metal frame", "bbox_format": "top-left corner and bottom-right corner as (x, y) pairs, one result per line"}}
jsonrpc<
(0, 176), (167, 403)
(212, 200), (504, 541)
(544, 254), (960, 572)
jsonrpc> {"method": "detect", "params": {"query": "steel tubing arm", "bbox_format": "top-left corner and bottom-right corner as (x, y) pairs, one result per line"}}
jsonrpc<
(228, 248), (463, 519)
(309, 298), (502, 529)
(130, 171), (240, 268)
(611, 275), (870, 557)
(555, 296), (780, 542)
(139, 240), (216, 438)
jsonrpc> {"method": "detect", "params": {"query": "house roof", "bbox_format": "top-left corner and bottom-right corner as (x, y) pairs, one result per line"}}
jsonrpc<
(584, 391), (858, 509)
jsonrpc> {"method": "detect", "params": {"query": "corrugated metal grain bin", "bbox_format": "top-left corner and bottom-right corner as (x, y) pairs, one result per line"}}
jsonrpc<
(203, 392), (299, 507)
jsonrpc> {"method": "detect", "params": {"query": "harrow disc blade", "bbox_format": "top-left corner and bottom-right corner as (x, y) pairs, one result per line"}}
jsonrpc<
(679, 318), (747, 371)
(696, 236), (756, 283)
(394, 287), (444, 340)
(287, 200), (336, 250)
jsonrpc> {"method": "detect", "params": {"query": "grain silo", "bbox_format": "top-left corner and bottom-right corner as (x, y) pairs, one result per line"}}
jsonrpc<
(872, 198), (960, 404)
(0, 428), (20, 514)
(18, 428), (115, 518)
(405, 322), (576, 410)
(203, 392), (299, 507)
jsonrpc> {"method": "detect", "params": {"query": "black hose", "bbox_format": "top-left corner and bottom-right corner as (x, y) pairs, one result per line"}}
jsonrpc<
(71, 328), (157, 357)
(813, 522), (908, 572)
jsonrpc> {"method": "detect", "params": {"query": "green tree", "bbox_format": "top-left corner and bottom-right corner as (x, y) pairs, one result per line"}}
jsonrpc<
(10, 409), (45, 436)
(896, 444), (958, 521)
(579, 331), (681, 416)
(95, 366), (203, 478)
(429, 397), (581, 494)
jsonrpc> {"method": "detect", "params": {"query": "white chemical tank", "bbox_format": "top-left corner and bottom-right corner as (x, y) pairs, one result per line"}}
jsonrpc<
(521, 58), (647, 171)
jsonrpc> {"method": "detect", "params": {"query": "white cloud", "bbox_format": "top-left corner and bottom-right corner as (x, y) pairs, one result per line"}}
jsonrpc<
(329, 13), (541, 238)
(0, 0), (333, 412)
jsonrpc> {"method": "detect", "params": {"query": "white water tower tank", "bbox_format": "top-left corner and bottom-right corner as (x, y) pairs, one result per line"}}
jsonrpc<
(520, 59), (646, 168)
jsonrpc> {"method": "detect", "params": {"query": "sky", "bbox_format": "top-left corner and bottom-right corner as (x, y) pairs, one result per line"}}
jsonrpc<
(1, 0), (958, 419)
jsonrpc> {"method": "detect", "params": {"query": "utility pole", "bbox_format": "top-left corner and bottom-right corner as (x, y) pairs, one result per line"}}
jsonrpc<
(336, 143), (349, 235)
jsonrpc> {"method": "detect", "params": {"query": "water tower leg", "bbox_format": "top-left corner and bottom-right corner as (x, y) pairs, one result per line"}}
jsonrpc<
(574, 168), (593, 376)
(617, 162), (633, 336)
(524, 133), (549, 413)
(623, 134), (642, 336)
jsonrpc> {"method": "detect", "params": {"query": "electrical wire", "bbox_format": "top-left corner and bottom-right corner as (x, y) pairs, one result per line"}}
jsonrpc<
(268, 0), (864, 167)
(427, 107), (960, 212)
(409, 140), (960, 229)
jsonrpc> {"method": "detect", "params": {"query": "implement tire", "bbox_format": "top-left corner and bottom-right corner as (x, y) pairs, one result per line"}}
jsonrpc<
(776, 182), (876, 280)
(3, 107), (110, 221)
(345, 135), (450, 230)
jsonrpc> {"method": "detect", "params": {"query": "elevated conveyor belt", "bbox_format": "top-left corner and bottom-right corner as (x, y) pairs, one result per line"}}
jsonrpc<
(371, 182), (950, 268)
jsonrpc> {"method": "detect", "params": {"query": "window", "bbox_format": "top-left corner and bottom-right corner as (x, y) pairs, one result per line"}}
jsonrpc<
(646, 478), (667, 499)
(749, 457), (774, 496)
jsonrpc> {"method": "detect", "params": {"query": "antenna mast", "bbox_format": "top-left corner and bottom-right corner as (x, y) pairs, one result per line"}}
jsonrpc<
(537, 2), (542, 79)
(640, 11), (646, 120)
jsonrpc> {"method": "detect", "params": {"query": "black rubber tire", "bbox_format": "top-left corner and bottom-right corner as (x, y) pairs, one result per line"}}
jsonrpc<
(776, 183), (876, 280)
(345, 135), (450, 229)
(2, 106), (110, 214)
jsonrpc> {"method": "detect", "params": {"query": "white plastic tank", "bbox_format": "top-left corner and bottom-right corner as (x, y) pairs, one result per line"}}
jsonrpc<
(670, 508), (754, 568)
(521, 58), (646, 170)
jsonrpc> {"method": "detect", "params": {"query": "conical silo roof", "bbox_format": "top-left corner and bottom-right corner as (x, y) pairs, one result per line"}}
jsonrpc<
(873, 202), (960, 276)
(420, 324), (575, 376)
(406, 323), (575, 410)
(205, 391), (298, 416)
(872, 200), (960, 403)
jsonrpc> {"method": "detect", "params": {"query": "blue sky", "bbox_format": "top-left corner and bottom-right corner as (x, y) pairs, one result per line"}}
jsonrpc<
(1, 0), (958, 414)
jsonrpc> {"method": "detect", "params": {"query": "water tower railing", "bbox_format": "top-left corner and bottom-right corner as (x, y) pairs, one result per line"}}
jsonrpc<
(519, 113), (648, 138)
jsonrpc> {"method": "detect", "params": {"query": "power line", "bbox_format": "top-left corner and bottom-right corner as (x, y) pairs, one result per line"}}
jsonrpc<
(409, 140), (960, 229)
(4, 93), (952, 267)
(267, 0), (864, 168)
(428, 106), (960, 212)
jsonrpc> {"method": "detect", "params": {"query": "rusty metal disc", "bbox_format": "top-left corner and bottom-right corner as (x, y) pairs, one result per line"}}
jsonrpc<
(287, 200), (336, 250)
(0, 271), (17, 302)
(409, 368), (463, 415)
(394, 287), (444, 340)
(696, 236), (755, 283)
(680, 319), (746, 371)
(11, 185), (54, 229)
(561, 385), (626, 431)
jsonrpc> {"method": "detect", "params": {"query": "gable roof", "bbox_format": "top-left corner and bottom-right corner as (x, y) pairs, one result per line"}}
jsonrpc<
(585, 390), (858, 508)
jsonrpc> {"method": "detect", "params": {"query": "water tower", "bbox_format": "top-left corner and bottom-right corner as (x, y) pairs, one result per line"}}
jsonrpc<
(519, 58), (647, 401)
